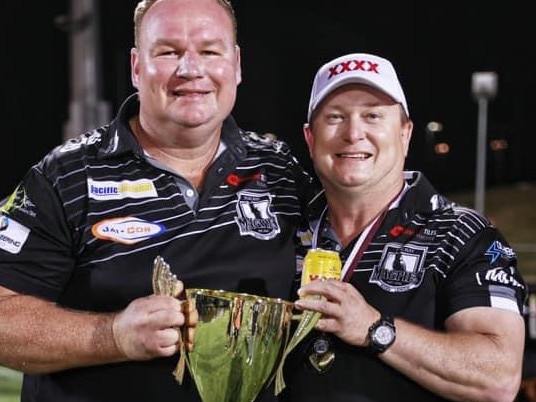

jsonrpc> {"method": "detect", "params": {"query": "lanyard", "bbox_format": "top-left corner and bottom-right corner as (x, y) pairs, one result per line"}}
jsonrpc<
(311, 187), (405, 283)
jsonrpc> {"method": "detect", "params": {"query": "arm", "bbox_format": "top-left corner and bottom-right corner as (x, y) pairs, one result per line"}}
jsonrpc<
(385, 307), (523, 402)
(295, 279), (524, 402)
(0, 283), (190, 374)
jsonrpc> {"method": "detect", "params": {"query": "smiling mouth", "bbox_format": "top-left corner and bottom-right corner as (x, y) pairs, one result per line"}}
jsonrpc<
(171, 90), (209, 97)
(336, 152), (371, 160)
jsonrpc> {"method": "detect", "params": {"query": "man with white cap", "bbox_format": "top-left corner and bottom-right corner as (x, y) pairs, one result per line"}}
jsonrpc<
(281, 53), (527, 401)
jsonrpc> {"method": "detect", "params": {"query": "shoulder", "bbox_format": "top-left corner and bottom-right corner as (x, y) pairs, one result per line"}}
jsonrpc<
(429, 202), (518, 270)
(237, 130), (311, 179)
(239, 130), (293, 155)
(29, 126), (116, 195)
(404, 171), (492, 234)
(442, 202), (491, 231)
(39, 126), (108, 170)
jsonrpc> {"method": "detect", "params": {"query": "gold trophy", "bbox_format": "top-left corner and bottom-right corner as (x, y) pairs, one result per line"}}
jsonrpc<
(152, 256), (320, 402)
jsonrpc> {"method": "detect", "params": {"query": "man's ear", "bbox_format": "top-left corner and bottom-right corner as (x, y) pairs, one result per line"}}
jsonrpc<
(131, 47), (140, 89)
(303, 123), (314, 158)
(402, 120), (413, 157)
(235, 45), (242, 85)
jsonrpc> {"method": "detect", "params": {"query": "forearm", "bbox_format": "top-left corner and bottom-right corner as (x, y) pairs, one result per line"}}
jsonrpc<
(381, 318), (522, 402)
(0, 294), (124, 374)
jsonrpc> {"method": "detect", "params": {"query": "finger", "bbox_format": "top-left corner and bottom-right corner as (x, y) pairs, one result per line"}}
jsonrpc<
(297, 279), (336, 300)
(315, 319), (328, 332)
(294, 296), (332, 315)
(147, 304), (186, 329)
(299, 279), (350, 302)
(172, 280), (185, 298)
(159, 326), (182, 345)
(159, 341), (181, 356)
(152, 327), (182, 357)
(145, 294), (184, 315)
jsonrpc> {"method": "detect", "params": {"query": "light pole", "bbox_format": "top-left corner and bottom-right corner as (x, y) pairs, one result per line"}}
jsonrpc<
(55, 0), (111, 140)
(471, 72), (498, 215)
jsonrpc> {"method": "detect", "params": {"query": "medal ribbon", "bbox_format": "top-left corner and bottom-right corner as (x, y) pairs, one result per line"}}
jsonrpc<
(311, 186), (406, 283)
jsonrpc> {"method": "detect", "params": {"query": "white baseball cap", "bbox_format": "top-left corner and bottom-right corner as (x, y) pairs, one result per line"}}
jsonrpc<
(307, 53), (409, 121)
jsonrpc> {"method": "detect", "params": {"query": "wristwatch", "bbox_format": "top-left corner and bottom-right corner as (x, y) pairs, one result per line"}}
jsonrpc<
(367, 315), (396, 354)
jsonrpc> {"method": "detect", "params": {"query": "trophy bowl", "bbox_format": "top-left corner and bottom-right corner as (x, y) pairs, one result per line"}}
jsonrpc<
(182, 288), (293, 402)
(150, 256), (320, 402)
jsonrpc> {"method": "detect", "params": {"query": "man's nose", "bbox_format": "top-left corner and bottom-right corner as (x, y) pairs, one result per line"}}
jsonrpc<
(175, 51), (204, 78)
(344, 118), (367, 142)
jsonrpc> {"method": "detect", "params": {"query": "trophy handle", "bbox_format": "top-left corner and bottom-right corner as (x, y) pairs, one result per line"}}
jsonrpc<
(173, 303), (194, 385)
(151, 256), (188, 384)
(273, 296), (323, 395)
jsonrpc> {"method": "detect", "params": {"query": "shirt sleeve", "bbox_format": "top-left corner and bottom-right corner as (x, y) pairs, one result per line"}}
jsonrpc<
(0, 166), (76, 300)
(440, 224), (527, 319)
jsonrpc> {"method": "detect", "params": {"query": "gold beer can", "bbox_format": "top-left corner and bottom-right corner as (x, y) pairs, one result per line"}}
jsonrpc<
(301, 248), (342, 287)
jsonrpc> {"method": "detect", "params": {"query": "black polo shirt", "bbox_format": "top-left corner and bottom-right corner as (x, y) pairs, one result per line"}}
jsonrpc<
(0, 93), (313, 402)
(283, 171), (527, 402)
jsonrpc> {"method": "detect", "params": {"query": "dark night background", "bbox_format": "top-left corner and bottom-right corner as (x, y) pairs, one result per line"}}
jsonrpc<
(2, 1), (535, 198)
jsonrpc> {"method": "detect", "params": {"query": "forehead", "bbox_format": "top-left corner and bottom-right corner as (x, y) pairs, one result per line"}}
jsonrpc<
(321, 84), (398, 108)
(140, 0), (234, 43)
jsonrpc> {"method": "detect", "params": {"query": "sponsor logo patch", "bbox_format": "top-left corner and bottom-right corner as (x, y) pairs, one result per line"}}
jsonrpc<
(0, 215), (8, 231)
(476, 266), (524, 289)
(1, 185), (37, 218)
(88, 179), (157, 200)
(0, 217), (30, 254)
(92, 217), (166, 244)
(370, 243), (427, 292)
(59, 131), (102, 152)
(243, 131), (285, 152)
(485, 240), (516, 264)
(234, 191), (280, 240)
(430, 194), (447, 211)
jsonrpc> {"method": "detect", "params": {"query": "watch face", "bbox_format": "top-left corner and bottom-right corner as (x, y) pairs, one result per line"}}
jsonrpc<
(374, 325), (394, 346)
